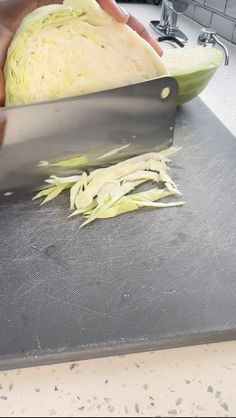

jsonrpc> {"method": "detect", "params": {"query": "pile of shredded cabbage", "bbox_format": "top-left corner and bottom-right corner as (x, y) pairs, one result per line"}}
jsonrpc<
(34, 150), (185, 227)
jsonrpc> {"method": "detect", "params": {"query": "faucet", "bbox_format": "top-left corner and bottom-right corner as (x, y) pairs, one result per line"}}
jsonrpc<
(150, 0), (190, 44)
(198, 28), (229, 65)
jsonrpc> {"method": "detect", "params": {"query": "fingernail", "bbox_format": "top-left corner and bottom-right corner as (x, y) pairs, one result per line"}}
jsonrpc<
(119, 6), (129, 21)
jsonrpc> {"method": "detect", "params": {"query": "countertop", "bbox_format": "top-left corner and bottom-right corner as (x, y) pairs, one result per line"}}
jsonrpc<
(0, 3), (236, 417)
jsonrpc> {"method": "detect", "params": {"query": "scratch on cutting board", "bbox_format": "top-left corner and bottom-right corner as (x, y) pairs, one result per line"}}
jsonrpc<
(46, 294), (113, 319)
(31, 244), (58, 260)
(13, 268), (70, 303)
(14, 279), (49, 302)
(36, 337), (42, 352)
(31, 244), (71, 268)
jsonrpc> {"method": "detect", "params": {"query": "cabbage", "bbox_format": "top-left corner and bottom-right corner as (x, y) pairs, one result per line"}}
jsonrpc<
(4, 0), (168, 106)
(34, 151), (185, 227)
(162, 46), (223, 105)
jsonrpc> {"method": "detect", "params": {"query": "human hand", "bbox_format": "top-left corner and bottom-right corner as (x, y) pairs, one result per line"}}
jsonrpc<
(97, 1), (163, 56)
(0, 0), (162, 106)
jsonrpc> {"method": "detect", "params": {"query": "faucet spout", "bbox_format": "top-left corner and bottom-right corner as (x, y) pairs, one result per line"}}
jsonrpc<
(212, 34), (229, 66)
(198, 28), (229, 66)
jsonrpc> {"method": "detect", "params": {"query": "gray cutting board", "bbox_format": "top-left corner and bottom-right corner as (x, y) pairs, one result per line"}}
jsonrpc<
(0, 98), (236, 371)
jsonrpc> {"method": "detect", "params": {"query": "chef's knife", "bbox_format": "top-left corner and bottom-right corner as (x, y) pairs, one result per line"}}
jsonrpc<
(0, 76), (178, 192)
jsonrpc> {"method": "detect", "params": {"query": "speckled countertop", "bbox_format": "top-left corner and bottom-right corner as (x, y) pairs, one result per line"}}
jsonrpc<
(1, 343), (236, 417)
(1, 3), (236, 418)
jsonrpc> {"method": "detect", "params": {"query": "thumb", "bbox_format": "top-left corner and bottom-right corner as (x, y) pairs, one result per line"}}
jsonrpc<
(0, 69), (5, 107)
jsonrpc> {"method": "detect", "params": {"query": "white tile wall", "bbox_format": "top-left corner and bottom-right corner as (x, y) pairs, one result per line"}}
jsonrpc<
(226, 0), (236, 19)
(193, 5), (212, 26)
(205, 0), (227, 13)
(184, 0), (236, 44)
(211, 12), (236, 40)
(233, 26), (236, 44)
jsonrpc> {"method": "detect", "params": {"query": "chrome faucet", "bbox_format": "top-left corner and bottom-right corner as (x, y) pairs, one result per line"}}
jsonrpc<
(150, 0), (190, 44)
(198, 28), (229, 65)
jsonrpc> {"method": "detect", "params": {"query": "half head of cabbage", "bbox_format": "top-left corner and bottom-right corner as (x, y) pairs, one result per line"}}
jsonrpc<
(4, 0), (168, 106)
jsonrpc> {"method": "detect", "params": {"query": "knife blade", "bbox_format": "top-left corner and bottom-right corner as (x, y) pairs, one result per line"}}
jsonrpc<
(0, 76), (178, 192)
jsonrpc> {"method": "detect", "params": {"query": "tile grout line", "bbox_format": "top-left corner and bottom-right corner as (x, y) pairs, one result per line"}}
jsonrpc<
(187, 0), (236, 44)
(189, 0), (236, 24)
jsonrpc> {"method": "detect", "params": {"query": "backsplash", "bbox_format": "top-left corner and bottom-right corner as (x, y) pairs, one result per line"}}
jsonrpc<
(185, 0), (236, 44)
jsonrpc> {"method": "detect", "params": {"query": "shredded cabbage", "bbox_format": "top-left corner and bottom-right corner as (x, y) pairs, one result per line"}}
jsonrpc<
(34, 151), (185, 227)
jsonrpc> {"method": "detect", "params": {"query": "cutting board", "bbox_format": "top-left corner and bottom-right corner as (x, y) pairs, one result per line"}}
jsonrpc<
(0, 98), (235, 371)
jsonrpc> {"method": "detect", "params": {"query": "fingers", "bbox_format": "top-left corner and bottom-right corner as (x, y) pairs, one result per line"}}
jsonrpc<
(97, 2), (163, 56)
(0, 25), (14, 69)
(0, 111), (6, 147)
(0, 69), (5, 107)
(0, 33), (12, 107)
(127, 14), (163, 57)
(97, 0), (129, 23)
